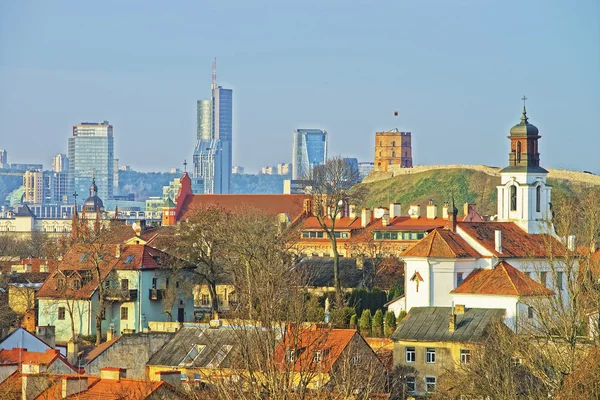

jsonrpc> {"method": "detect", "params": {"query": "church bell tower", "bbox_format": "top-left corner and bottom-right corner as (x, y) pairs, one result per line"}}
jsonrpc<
(497, 98), (552, 234)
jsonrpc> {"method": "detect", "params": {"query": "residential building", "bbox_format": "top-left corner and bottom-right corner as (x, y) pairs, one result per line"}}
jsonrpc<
(36, 243), (195, 342)
(231, 166), (244, 174)
(68, 121), (115, 201)
(22, 170), (46, 204)
(374, 129), (412, 171)
(51, 153), (68, 173)
(0, 327), (56, 353)
(0, 149), (7, 169)
(277, 163), (291, 175)
(261, 166), (275, 175)
(292, 129), (327, 180)
(9, 163), (43, 172)
(358, 162), (374, 181)
(391, 306), (505, 396)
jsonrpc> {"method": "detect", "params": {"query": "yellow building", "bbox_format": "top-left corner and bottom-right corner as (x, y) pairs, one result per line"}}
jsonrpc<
(8, 283), (40, 314)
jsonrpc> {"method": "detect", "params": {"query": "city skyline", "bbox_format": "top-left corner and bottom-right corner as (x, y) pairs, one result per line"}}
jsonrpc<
(0, 1), (598, 173)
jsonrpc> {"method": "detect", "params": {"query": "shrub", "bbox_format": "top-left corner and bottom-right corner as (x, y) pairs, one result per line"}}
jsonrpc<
(359, 309), (372, 337)
(372, 309), (384, 337)
(384, 311), (397, 337)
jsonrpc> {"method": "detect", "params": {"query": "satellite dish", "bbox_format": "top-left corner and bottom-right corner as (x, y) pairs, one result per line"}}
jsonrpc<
(132, 222), (139, 232)
(408, 209), (415, 216)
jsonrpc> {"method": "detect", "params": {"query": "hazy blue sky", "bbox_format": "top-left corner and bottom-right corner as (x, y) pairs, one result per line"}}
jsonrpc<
(1, 0), (598, 173)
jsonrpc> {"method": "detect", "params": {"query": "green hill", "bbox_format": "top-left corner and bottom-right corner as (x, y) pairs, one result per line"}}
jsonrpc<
(355, 166), (600, 217)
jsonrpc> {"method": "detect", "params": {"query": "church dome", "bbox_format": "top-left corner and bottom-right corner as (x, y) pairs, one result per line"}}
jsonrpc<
(82, 177), (104, 213)
(509, 107), (539, 137)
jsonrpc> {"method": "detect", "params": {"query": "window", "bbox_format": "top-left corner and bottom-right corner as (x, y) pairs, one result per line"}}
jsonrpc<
(392, 151), (396, 157)
(460, 349), (471, 364)
(176, 281), (180, 289)
(392, 141), (396, 147)
(405, 376), (416, 393)
(121, 307), (128, 320)
(286, 349), (296, 363)
(536, 185), (541, 212)
(511, 357), (522, 367)
(73, 279), (81, 290)
(540, 272), (547, 287)
(101, 308), (106, 320)
(528, 306), (534, 319)
(516, 141), (521, 163)
(425, 376), (436, 392)
(201, 294), (210, 306)
(152, 278), (157, 289)
(426, 348), (436, 364)
(79, 253), (88, 262)
(124, 255), (135, 264)
(456, 272), (464, 286)
(557, 272), (563, 290)
(406, 347), (416, 363)
(510, 185), (517, 211)
(121, 279), (129, 291)
(352, 353), (361, 366)
(58, 307), (65, 320)
(179, 344), (206, 367)
(57, 279), (65, 291)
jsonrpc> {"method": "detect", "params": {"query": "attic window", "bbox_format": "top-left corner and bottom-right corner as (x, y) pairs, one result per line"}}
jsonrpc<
(124, 255), (135, 264)
(80, 253), (88, 262)
(98, 253), (106, 260)
(206, 345), (233, 368)
(179, 344), (206, 367)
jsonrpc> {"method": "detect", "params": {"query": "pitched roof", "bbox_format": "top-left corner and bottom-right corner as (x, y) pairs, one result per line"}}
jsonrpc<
(80, 335), (122, 365)
(367, 216), (454, 231)
(300, 216), (362, 230)
(15, 204), (35, 218)
(391, 306), (505, 342)
(177, 194), (310, 222)
(459, 222), (566, 257)
(273, 327), (359, 373)
(402, 229), (481, 258)
(0, 348), (79, 372)
(451, 261), (554, 296)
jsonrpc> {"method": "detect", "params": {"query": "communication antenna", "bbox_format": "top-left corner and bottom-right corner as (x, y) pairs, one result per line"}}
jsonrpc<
(211, 57), (217, 89)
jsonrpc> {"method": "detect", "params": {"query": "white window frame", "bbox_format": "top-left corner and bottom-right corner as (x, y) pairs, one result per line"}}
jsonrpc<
(425, 376), (436, 393)
(426, 348), (436, 364)
(406, 347), (416, 363)
(405, 376), (416, 393)
(460, 349), (471, 364)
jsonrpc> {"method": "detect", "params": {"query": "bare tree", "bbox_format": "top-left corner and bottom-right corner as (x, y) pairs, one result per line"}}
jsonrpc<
(302, 157), (366, 300)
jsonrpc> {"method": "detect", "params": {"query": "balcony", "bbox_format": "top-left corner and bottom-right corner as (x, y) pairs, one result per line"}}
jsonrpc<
(149, 288), (165, 301)
(104, 289), (138, 302)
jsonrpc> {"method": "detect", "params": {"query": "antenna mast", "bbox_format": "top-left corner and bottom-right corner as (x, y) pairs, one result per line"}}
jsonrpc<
(211, 57), (217, 89)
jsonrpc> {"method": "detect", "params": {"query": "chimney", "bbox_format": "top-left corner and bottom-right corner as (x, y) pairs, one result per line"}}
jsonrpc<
(382, 214), (390, 227)
(106, 326), (115, 341)
(426, 200), (438, 220)
(115, 244), (122, 259)
(303, 199), (312, 215)
(22, 363), (50, 400)
(209, 319), (222, 329)
(449, 313), (456, 332)
(155, 370), (182, 387)
(495, 230), (502, 254)
(447, 205), (457, 232)
(361, 208), (372, 228)
(67, 340), (79, 366)
(349, 205), (358, 219)
(100, 367), (126, 381)
(409, 204), (420, 219)
(567, 235), (576, 251)
(389, 203), (402, 219)
(36, 326), (55, 349)
(62, 376), (89, 398)
(442, 202), (450, 220)
(454, 304), (465, 315)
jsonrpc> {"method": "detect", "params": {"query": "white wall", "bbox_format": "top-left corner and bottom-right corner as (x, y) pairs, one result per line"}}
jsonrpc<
(452, 294), (518, 330)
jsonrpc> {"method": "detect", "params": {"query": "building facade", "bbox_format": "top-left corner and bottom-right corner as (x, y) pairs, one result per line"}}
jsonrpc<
(0, 149), (7, 169)
(68, 121), (115, 202)
(52, 153), (69, 173)
(358, 162), (374, 181)
(374, 129), (412, 172)
(292, 129), (328, 180)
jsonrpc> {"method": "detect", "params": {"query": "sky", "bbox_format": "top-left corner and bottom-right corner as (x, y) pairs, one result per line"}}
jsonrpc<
(0, 0), (598, 174)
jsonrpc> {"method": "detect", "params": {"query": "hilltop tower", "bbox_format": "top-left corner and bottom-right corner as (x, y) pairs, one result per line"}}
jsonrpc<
(374, 129), (412, 172)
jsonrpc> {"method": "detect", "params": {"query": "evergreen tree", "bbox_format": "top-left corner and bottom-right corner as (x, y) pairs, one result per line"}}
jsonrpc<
(372, 309), (384, 337)
(349, 314), (357, 330)
(384, 311), (397, 337)
(359, 309), (372, 337)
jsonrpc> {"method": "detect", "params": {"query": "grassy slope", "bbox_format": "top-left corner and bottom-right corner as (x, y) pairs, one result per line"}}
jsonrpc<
(355, 168), (589, 217)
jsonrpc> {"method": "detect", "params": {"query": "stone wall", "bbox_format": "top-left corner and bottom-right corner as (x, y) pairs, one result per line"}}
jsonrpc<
(84, 332), (173, 379)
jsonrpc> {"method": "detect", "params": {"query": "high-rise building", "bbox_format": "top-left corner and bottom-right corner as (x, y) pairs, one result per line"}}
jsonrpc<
(358, 162), (375, 181)
(277, 163), (291, 176)
(68, 121), (115, 201)
(374, 129), (412, 171)
(193, 70), (233, 194)
(52, 153), (69, 173)
(52, 172), (69, 203)
(0, 149), (7, 169)
(23, 170), (45, 204)
(292, 129), (328, 180)
(232, 166), (245, 174)
(114, 158), (120, 190)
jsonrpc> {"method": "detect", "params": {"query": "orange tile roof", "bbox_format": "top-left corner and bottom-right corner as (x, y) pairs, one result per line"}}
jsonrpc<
(402, 228), (481, 258)
(368, 216), (457, 231)
(300, 216), (362, 230)
(0, 348), (79, 372)
(14, 258), (58, 273)
(273, 327), (358, 373)
(177, 194), (311, 222)
(451, 261), (554, 296)
(458, 222), (566, 258)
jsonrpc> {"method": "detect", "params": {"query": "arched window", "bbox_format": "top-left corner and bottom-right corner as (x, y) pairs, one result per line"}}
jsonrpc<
(392, 151), (396, 157)
(379, 141), (382, 146)
(392, 141), (396, 147)
(510, 185), (517, 211)
(536, 185), (541, 212)
(516, 142), (521, 163)
(379, 152), (382, 157)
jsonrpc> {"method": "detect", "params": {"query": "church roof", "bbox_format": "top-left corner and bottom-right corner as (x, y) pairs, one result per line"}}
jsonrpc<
(402, 228), (481, 258)
(509, 107), (540, 137)
(15, 204), (35, 218)
(162, 197), (175, 208)
(451, 261), (554, 296)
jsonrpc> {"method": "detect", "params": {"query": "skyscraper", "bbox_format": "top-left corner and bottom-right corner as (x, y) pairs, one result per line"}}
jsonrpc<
(292, 129), (328, 179)
(193, 65), (233, 194)
(0, 149), (7, 169)
(52, 153), (69, 173)
(68, 121), (115, 201)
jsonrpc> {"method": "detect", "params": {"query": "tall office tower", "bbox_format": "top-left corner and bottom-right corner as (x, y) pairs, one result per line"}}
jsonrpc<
(52, 172), (69, 203)
(0, 149), (7, 169)
(197, 100), (212, 140)
(52, 153), (69, 173)
(68, 121), (115, 202)
(114, 158), (120, 190)
(291, 129), (328, 180)
(193, 61), (233, 194)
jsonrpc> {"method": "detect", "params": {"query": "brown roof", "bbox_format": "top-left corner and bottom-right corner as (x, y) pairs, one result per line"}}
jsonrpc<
(368, 216), (457, 231)
(300, 216), (362, 230)
(177, 194), (311, 222)
(451, 261), (554, 296)
(0, 348), (79, 372)
(459, 222), (566, 258)
(402, 228), (481, 258)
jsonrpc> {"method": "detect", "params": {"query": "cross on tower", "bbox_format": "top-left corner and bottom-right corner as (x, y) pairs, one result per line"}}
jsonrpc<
(521, 95), (528, 108)
(72, 192), (78, 202)
(183, 159), (187, 172)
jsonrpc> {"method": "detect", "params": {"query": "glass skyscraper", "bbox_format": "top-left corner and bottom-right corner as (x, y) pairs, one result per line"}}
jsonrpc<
(292, 129), (328, 179)
(68, 121), (114, 202)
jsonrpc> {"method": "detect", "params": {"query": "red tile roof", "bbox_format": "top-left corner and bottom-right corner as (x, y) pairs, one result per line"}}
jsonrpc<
(458, 222), (566, 258)
(177, 194), (311, 222)
(12, 258), (58, 273)
(300, 216), (362, 230)
(273, 326), (359, 373)
(0, 348), (79, 372)
(402, 229), (481, 258)
(451, 261), (554, 296)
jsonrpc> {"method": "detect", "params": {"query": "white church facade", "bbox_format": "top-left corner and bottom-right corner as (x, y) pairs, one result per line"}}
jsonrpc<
(401, 103), (568, 331)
